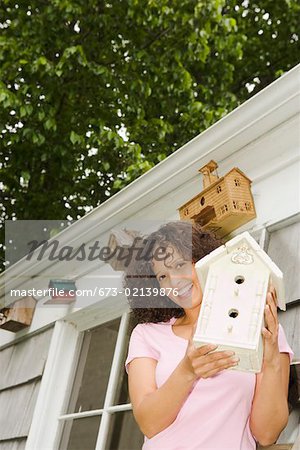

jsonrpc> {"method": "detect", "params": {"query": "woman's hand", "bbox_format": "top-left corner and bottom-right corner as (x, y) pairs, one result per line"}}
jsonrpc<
(262, 286), (281, 368)
(181, 325), (239, 380)
(250, 286), (290, 444)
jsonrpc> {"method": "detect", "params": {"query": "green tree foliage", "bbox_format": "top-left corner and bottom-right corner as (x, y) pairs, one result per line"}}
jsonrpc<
(0, 0), (299, 269)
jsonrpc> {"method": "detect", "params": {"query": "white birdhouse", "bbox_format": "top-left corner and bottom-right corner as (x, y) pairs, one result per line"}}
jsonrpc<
(193, 232), (286, 373)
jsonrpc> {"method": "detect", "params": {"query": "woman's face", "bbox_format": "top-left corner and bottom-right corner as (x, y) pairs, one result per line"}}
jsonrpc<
(151, 245), (203, 310)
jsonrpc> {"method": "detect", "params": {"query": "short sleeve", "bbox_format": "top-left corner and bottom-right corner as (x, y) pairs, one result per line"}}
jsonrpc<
(125, 324), (159, 374)
(278, 323), (294, 363)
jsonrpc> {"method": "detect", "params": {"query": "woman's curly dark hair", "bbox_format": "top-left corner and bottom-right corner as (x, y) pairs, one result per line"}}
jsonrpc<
(124, 221), (223, 324)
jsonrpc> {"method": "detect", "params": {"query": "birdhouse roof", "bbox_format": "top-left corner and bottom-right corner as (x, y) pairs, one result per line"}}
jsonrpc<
(225, 167), (252, 183)
(178, 167), (252, 209)
(199, 167), (252, 195)
(195, 231), (285, 310)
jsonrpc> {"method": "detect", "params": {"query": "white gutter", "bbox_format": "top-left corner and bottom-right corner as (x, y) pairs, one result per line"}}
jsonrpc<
(1, 64), (299, 295)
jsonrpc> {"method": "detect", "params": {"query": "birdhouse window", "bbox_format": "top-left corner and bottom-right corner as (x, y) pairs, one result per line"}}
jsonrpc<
(184, 208), (189, 216)
(200, 197), (205, 206)
(220, 204), (228, 214)
(234, 178), (241, 186)
(217, 185), (222, 193)
(233, 200), (238, 209)
(244, 202), (251, 211)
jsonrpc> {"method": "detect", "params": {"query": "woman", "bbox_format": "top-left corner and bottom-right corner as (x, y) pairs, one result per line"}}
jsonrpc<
(124, 221), (293, 450)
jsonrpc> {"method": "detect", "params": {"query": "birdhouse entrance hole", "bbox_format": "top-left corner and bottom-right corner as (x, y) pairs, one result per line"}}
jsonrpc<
(234, 275), (245, 284)
(228, 308), (239, 318)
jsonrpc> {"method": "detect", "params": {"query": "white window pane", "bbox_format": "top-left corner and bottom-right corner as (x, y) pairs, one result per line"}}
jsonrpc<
(61, 416), (101, 450)
(106, 410), (144, 449)
(67, 318), (120, 413)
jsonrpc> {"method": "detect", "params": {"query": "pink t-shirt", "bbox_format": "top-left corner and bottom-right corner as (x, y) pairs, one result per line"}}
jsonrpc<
(125, 317), (294, 450)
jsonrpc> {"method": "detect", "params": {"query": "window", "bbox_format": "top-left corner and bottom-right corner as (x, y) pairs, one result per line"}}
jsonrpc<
(58, 314), (144, 450)
(220, 204), (228, 214)
(244, 202), (251, 211)
(233, 200), (238, 209)
(234, 179), (241, 187)
(217, 185), (222, 193)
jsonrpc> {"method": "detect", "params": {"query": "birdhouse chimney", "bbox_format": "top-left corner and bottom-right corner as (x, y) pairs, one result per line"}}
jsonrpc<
(198, 160), (219, 189)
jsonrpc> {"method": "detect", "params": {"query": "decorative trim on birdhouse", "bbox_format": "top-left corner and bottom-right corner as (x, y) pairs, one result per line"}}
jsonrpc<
(0, 296), (36, 332)
(193, 231), (285, 373)
(44, 279), (76, 304)
(178, 160), (256, 237)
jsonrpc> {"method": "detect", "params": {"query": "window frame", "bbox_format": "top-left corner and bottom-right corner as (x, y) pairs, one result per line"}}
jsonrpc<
(58, 312), (132, 450)
(25, 297), (132, 450)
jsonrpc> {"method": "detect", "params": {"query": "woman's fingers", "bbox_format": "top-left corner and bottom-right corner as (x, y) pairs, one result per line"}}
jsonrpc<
(190, 343), (218, 356)
(192, 350), (239, 378)
(265, 304), (276, 328)
(202, 359), (239, 378)
(262, 326), (273, 339)
(264, 306), (278, 337)
(266, 291), (277, 317)
(264, 291), (278, 335)
(269, 284), (278, 306)
(198, 358), (239, 378)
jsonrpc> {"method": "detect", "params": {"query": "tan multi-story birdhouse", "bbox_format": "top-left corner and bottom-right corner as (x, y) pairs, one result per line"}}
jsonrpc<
(193, 232), (286, 373)
(178, 160), (256, 237)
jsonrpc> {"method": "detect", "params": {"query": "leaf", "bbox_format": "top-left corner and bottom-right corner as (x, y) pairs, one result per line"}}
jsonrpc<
(21, 171), (31, 182)
(45, 118), (57, 131)
(20, 106), (27, 118)
(55, 69), (63, 77)
(32, 132), (45, 145)
(70, 131), (82, 145)
(191, 101), (203, 113)
(0, 92), (7, 103)
(38, 111), (46, 121)
(26, 104), (33, 115)
(37, 56), (48, 66)
(113, 179), (123, 189)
